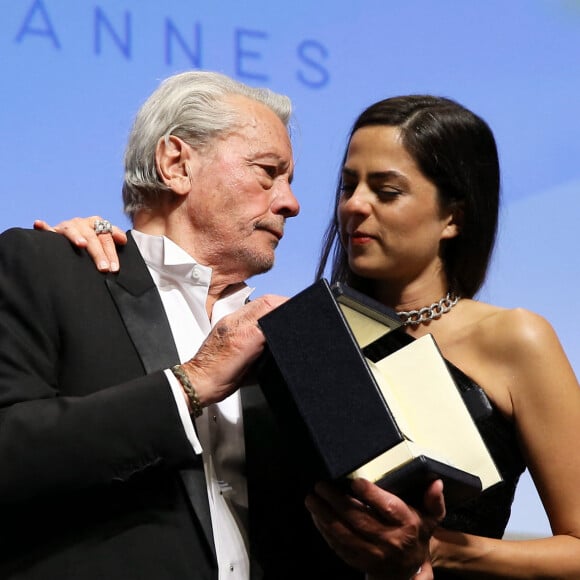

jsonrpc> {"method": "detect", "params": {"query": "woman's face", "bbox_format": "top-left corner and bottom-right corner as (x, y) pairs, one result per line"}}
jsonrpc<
(338, 125), (459, 285)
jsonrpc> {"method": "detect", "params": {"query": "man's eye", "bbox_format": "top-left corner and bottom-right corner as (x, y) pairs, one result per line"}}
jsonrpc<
(262, 165), (277, 178)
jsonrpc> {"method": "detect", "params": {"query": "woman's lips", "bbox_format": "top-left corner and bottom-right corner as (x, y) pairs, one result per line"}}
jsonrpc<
(350, 232), (374, 245)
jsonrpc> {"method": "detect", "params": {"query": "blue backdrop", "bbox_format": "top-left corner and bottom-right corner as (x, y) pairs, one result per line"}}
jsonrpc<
(2, 0), (579, 537)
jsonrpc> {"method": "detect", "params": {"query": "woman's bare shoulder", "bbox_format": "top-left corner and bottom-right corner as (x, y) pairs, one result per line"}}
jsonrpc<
(467, 300), (577, 393)
(468, 301), (560, 356)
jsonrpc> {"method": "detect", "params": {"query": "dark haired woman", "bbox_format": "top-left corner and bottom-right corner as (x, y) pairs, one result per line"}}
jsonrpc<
(306, 95), (580, 579)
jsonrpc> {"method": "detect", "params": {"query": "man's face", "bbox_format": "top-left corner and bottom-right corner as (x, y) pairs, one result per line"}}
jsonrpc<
(184, 95), (299, 283)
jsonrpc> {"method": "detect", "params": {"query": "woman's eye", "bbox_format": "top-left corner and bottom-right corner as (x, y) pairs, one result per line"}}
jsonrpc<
(339, 183), (356, 196)
(339, 183), (401, 198)
(377, 187), (402, 197)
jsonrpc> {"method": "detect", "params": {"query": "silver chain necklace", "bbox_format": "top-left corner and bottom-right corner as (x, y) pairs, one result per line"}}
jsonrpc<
(397, 292), (461, 327)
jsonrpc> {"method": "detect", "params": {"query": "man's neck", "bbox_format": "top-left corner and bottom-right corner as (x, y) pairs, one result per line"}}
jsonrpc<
(131, 225), (249, 318)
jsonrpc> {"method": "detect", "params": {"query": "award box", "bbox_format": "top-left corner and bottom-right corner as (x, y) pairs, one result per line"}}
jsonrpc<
(256, 279), (502, 509)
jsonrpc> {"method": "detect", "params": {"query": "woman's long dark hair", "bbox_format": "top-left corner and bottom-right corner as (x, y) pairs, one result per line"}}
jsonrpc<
(315, 95), (501, 299)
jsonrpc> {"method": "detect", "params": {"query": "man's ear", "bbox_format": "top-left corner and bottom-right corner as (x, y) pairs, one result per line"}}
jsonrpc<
(441, 201), (464, 240)
(155, 135), (193, 195)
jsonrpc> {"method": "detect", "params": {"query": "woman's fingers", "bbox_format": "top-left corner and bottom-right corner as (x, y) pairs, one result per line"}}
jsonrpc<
(33, 216), (127, 272)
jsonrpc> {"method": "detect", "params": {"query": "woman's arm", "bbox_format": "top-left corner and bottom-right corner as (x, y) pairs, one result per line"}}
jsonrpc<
(430, 308), (580, 579)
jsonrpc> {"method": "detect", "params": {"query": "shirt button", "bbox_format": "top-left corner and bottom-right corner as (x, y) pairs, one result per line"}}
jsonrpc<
(191, 268), (200, 280)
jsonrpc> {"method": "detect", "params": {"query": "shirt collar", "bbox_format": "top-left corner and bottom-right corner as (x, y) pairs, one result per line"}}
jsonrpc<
(131, 230), (254, 304)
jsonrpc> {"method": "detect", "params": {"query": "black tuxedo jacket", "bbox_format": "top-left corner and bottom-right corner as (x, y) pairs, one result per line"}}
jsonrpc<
(0, 228), (361, 580)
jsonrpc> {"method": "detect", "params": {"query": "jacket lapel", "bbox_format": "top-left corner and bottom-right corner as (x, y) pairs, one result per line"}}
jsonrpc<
(105, 233), (177, 372)
(105, 232), (216, 559)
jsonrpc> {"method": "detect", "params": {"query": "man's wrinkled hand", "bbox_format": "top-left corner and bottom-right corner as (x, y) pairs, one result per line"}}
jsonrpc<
(178, 295), (287, 407)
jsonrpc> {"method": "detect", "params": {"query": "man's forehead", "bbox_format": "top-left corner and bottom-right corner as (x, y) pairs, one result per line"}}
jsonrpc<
(225, 94), (287, 129)
(222, 99), (291, 145)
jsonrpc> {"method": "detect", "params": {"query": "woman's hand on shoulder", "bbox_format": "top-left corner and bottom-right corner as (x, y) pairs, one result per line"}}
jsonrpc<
(33, 216), (127, 272)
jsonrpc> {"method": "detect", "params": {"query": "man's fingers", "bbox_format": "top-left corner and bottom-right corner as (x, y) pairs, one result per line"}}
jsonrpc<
(246, 294), (288, 318)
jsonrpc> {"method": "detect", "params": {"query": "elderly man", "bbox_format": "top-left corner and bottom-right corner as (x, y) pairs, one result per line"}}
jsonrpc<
(0, 71), (366, 579)
(19, 72), (444, 580)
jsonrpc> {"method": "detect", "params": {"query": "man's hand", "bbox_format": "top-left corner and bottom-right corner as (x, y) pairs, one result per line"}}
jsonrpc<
(34, 216), (127, 272)
(177, 295), (287, 410)
(305, 477), (445, 580)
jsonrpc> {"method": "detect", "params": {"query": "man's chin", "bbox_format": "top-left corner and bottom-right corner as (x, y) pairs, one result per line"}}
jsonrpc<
(244, 254), (275, 278)
(251, 261), (275, 276)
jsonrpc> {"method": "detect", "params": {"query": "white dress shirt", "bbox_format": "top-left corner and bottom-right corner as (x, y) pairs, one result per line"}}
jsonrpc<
(132, 230), (254, 580)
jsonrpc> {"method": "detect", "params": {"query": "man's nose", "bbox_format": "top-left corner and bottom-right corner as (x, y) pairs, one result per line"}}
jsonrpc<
(272, 181), (300, 217)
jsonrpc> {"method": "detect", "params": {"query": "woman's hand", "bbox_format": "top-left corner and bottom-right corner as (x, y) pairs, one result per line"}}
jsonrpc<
(305, 478), (445, 580)
(34, 216), (127, 272)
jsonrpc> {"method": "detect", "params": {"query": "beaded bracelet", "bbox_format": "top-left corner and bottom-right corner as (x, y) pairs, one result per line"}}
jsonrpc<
(171, 364), (203, 418)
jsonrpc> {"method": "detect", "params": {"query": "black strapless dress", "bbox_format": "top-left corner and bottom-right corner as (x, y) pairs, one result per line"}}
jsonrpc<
(363, 331), (527, 579)
(252, 327), (528, 580)
(433, 362), (527, 578)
